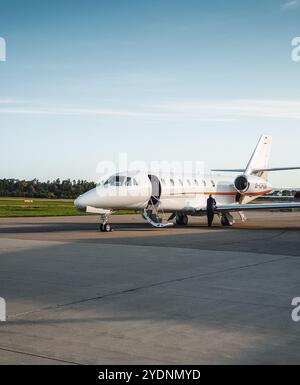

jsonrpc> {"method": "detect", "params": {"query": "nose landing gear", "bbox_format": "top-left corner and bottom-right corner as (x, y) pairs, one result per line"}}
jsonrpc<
(100, 223), (112, 232)
(99, 212), (113, 232)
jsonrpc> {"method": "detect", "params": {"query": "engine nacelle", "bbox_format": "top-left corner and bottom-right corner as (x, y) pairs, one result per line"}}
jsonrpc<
(234, 174), (271, 194)
(234, 175), (249, 192)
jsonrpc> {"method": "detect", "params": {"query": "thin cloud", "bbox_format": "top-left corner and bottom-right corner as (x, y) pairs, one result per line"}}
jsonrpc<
(1, 100), (300, 120)
(0, 104), (236, 122)
(0, 99), (18, 104)
(282, 0), (300, 9)
(152, 99), (300, 120)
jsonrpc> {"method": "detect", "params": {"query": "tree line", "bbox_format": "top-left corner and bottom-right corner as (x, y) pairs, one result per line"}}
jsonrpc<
(0, 179), (96, 199)
(0, 178), (299, 200)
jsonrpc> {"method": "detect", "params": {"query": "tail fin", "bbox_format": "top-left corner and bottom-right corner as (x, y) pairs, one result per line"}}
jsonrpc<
(212, 134), (300, 178)
(245, 135), (272, 180)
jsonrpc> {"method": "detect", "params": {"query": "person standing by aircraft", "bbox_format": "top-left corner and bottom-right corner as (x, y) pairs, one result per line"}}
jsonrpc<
(75, 135), (300, 230)
(207, 195), (216, 227)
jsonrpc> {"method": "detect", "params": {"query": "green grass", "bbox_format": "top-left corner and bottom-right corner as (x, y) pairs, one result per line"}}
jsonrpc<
(0, 198), (139, 218)
(0, 198), (81, 217)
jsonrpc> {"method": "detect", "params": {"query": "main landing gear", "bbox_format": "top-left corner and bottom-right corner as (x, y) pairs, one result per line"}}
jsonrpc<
(99, 213), (113, 232)
(175, 213), (189, 226)
(220, 212), (235, 227)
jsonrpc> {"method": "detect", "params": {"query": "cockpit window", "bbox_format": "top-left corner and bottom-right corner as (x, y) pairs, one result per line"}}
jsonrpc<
(104, 175), (127, 186)
(125, 177), (132, 186)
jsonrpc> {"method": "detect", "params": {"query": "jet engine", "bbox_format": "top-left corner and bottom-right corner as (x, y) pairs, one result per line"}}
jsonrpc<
(234, 174), (270, 194)
(234, 175), (250, 192)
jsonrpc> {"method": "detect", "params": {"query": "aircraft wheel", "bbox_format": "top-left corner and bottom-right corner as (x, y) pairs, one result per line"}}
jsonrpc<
(176, 214), (188, 226)
(104, 223), (112, 232)
(221, 216), (233, 227)
(100, 223), (112, 232)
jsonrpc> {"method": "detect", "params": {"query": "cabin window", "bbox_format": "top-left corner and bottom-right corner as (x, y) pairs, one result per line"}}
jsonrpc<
(202, 180), (207, 187)
(133, 178), (139, 186)
(161, 178), (166, 186)
(211, 180), (215, 187)
(187, 180), (191, 186)
(179, 179), (183, 186)
(170, 179), (175, 186)
(194, 179), (199, 186)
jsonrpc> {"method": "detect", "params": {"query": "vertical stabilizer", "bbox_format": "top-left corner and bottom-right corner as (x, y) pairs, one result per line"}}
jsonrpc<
(245, 135), (272, 180)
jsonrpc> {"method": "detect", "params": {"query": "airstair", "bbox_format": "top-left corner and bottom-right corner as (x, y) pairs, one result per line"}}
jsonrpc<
(141, 175), (174, 228)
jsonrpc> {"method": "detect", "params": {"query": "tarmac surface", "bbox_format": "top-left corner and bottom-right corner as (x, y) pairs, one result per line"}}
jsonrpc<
(0, 211), (300, 364)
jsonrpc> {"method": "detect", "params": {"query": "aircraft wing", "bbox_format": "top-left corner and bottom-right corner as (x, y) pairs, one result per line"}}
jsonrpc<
(211, 202), (300, 212)
(262, 196), (295, 199)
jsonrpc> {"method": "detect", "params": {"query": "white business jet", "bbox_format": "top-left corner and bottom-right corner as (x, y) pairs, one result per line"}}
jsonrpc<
(75, 135), (300, 231)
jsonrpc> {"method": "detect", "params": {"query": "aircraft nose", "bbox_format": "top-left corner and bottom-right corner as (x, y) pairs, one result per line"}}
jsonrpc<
(74, 184), (147, 211)
(74, 188), (101, 211)
(74, 196), (86, 211)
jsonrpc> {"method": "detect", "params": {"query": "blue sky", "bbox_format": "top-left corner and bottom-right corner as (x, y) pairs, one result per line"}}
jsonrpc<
(1, 0), (300, 187)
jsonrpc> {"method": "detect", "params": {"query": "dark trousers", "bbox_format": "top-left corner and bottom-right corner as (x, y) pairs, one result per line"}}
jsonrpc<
(207, 210), (214, 227)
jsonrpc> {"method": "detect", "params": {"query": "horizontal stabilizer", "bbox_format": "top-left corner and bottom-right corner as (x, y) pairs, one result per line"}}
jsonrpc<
(252, 167), (300, 173)
(211, 169), (244, 173)
(212, 167), (300, 174)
